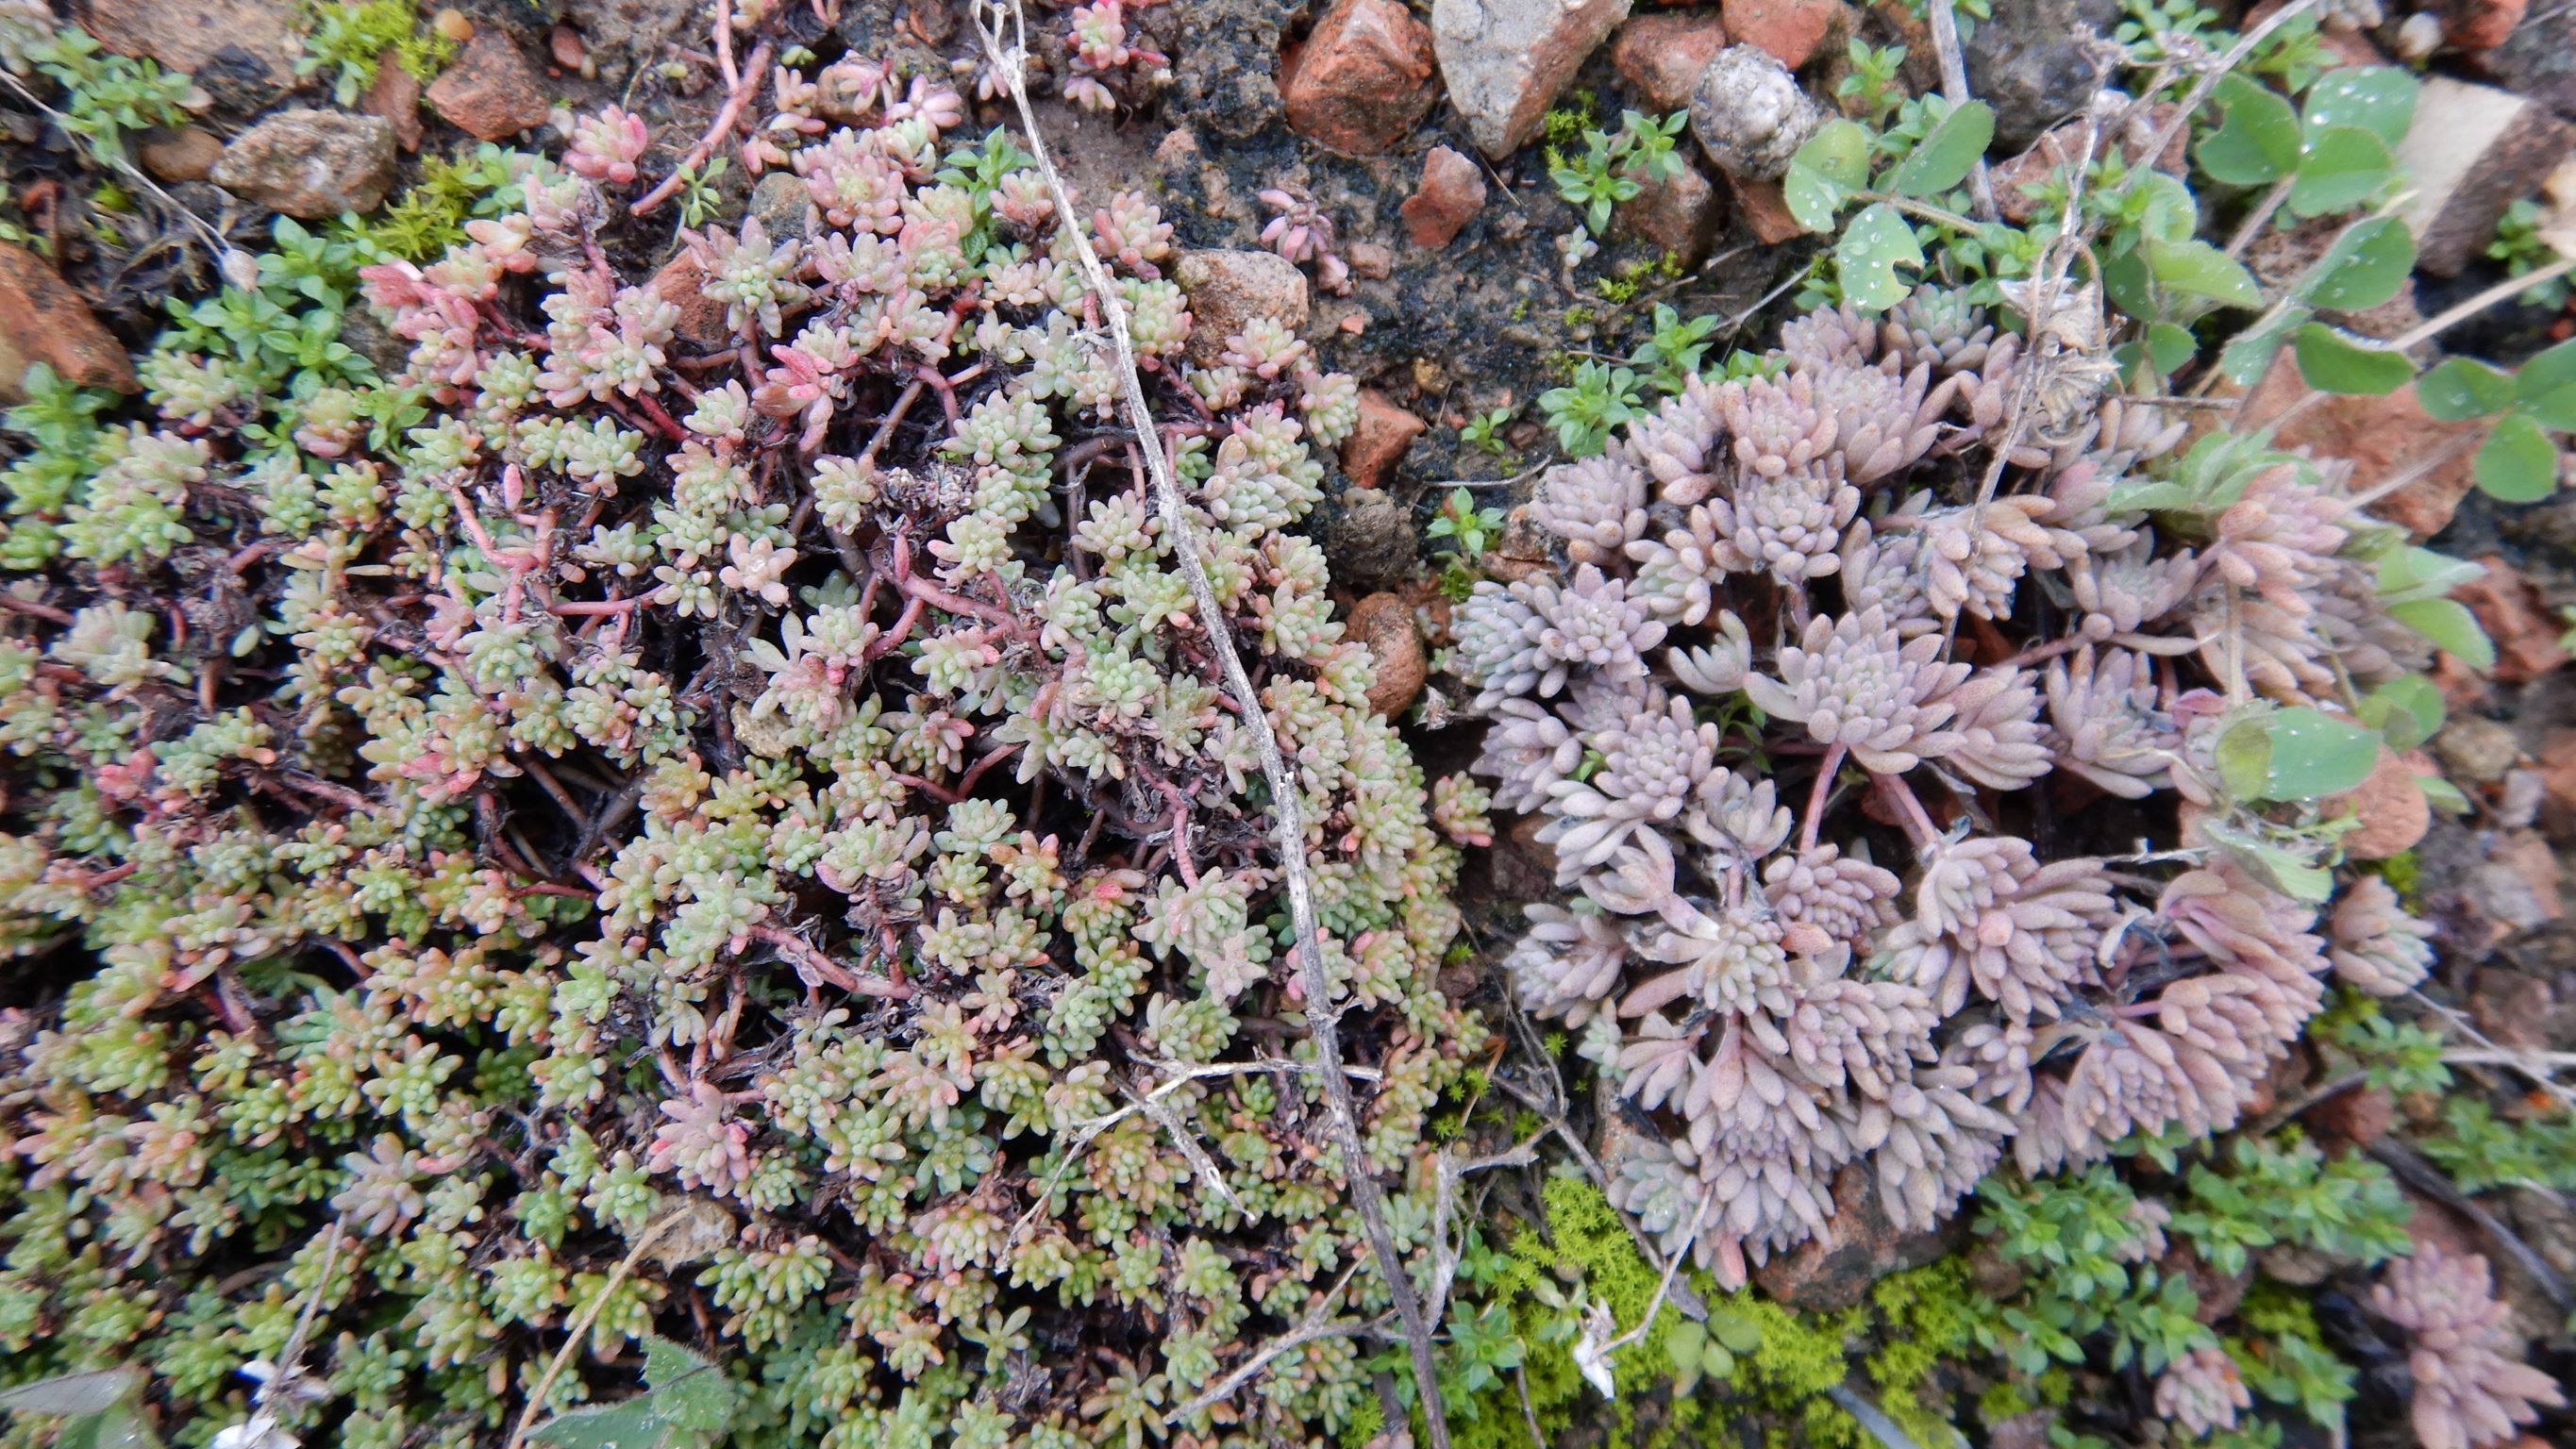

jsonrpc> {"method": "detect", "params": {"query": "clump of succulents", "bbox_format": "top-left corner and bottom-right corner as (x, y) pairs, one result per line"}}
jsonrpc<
(0, 45), (1488, 1449)
(1464, 290), (2465, 1290)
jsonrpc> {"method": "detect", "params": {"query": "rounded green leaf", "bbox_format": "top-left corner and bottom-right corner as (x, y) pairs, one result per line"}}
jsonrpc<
(2302, 67), (2419, 148)
(2510, 337), (2576, 429)
(1835, 203), (1925, 312)
(2144, 238), (2262, 309)
(2387, 596), (2495, 670)
(2418, 357), (2515, 421)
(2363, 675), (2444, 751)
(1785, 120), (1871, 233)
(2258, 707), (2381, 800)
(2474, 410), (2559, 501)
(2304, 216), (2414, 310)
(2216, 718), (2274, 802)
(2286, 126), (2394, 218)
(2217, 304), (2309, 383)
(1886, 100), (1996, 197)
(2145, 322), (2199, 375)
(2196, 74), (2300, 186)
(2291, 323), (2413, 395)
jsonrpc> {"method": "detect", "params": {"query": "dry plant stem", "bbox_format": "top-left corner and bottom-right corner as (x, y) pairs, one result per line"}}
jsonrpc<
(2392, 256), (2576, 351)
(508, 1207), (694, 1449)
(1925, 0), (1998, 221)
(2224, 175), (2299, 258)
(2128, 0), (2329, 186)
(968, 3), (1451, 1441)
(1168, 1264), (1373, 1422)
(1587, 1183), (1719, 1368)
(2367, 1138), (2574, 1312)
(1974, 115), (2098, 509)
(2411, 989), (2576, 1111)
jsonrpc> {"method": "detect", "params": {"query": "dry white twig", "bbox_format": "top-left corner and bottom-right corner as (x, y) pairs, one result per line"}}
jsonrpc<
(964, 8), (1451, 1440)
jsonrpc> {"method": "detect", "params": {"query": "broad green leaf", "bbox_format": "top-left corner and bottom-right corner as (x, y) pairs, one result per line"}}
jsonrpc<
(2418, 357), (2515, 421)
(2258, 708), (2382, 800)
(2202, 820), (2336, 902)
(2511, 337), (2576, 429)
(2101, 478), (2197, 512)
(530, 1338), (739, 1449)
(2376, 545), (2486, 607)
(2417, 774), (2471, 813)
(2286, 126), (2394, 218)
(2291, 323), (2413, 394)
(2145, 322), (2199, 375)
(2387, 597), (2496, 670)
(2302, 67), (2419, 148)
(1785, 121), (1870, 233)
(1798, 119), (1870, 188)
(2216, 718), (2274, 802)
(0, 1372), (145, 1417)
(2359, 675), (2443, 750)
(54, 1409), (159, 1449)
(2304, 217), (2414, 310)
(1782, 164), (1841, 234)
(2475, 411), (2558, 501)
(2196, 75), (2300, 186)
(2131, 170), (2202, 242)
(2144, 239), (2262, 308)
(1885, 100), (1996, 197)
(2102, 247), (2156, 322)
(2218, 304), (2310, 383)
(1834, 204), (1925, 312)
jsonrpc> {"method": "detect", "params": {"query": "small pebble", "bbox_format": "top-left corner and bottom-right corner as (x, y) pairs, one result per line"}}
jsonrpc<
(433, 8), (474, 42)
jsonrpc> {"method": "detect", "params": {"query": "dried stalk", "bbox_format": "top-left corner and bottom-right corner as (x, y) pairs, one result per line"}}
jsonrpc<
(1925, 0), (1998, 221)
(965, 3), (1452, 1441)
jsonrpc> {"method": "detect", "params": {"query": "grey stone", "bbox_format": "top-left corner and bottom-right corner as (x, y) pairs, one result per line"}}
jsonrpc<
(209, 110), (398, 218)
(1431, 0), (1633, 158)
(1963, 0), (2110, 151)
(751, 172), (815, 243)
(1688, 44), (1824, 182)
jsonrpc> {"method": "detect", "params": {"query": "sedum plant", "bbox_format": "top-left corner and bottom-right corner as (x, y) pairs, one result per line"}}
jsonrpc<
(0, 42), (1490, 1449)
(1460, 276), (2474, 1291)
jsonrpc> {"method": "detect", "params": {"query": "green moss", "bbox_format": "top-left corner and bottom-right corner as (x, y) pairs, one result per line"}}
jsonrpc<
(2367, 849), (2420, 903)
(1865, 1260), (1979, 1447)
(1543, 101), (1597, 150)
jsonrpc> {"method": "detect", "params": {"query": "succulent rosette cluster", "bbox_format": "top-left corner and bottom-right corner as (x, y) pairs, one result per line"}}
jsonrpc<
(1462, 291), (2450, 1286)
(0, 50), (1485, 1449)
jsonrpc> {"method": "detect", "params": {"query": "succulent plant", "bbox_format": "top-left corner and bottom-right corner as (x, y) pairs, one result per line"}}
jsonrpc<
(0, 52), (1486, 1449)
(1464, 285), (2461, 1286)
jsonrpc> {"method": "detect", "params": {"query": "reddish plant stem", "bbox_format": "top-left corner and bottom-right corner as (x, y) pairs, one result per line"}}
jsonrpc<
(631, 41), (776, 217)
(1798, 742), (1848, 856)
(626, 389), (690, 441)
(550, 596), (651, 617)
(748, 923), (912, 999)
(1872, 772), (1944, 850)
(0, 592), (73, 625)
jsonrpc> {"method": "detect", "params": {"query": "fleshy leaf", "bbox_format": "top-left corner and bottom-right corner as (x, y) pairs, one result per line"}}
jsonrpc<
(2143, 239), (2261, 308)
(2255, 708), (2380, 801)
(2196, 75), (2300, 186)
(2301, 66), (2419, 148)
(2474, 411), (2557, 502)
(1884, 100), (1995, 197)
(2304, 216), (2413, 310)
(2418, 357), (2514, 421)
(1835, 203), (1925, 312)
(2291, 324), (2412, 395)
(2285, 126), (2394, 219)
